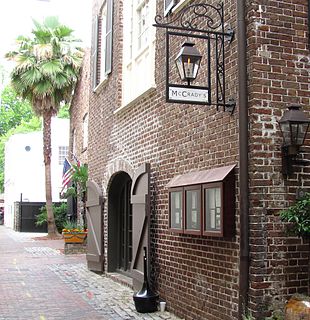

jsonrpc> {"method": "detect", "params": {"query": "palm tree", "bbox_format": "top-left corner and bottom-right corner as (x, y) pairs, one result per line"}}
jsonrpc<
(6, 17), (84, 237)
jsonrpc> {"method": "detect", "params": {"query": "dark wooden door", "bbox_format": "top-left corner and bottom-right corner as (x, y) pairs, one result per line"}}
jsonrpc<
(86, 180), (104, 273)
(131, 163), (151, 290)
(118, 179), (132, 273)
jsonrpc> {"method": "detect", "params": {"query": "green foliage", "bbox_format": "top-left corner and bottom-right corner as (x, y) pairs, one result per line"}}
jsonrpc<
(0, 117), (41, 192)
(6, 16), (83, 235)
(6, 16), (84, 116)
(242, 311), (254, 320)
(0, 85), (34, 136)
(72, 164), (88, 195)
(280, 193), (310, 238)
(265, 311), (284, 320)
(62, 220), (84, 232)
(61, 164), (88, 200)
(57, 104), (70, 119)
(36, 202), (68, 233)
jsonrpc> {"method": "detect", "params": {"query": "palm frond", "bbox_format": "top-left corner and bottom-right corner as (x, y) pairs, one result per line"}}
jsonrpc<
(15, 55), (37, 73)
(43, 16), (60, 30)
(33, 44), (53, 59)
(55, 25), (74, 38)
(20, 68), (42, 86)
(33, 81), (53, 97)
(40, 59), (62, 76)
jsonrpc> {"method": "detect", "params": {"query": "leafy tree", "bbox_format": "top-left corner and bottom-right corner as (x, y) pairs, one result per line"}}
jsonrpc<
(6, 16), (83, 237)
(0, 117), (41, 192)
(0, 85), (34, 135)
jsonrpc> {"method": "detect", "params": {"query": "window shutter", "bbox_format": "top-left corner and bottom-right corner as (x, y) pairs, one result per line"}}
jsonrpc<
(91, 15), (99, 90)
(164, 0), (175, 16)
(105, 0), (113, 75)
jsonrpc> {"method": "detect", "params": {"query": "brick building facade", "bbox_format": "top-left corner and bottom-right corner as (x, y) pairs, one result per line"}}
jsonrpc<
(70, 0), (310, 319)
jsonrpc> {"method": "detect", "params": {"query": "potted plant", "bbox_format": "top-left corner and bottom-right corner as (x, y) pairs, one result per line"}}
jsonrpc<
(62, 220), (87, 244)
(280, 192), (310, 239)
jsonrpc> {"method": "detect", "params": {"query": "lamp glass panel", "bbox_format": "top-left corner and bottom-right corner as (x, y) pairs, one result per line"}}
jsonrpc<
(205, 187), (221, 231)
(184, 59), (195, 79)
(290, 123), (299, 145)
(295, 123), (309, 145)
(176, 58), (185, 80)
(170, 191), (182, 229)
(186, 190), (200, 230)
(280, 123), (291, 146)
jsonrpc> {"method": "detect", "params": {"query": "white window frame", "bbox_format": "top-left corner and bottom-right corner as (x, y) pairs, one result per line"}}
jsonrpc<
(100, 3), (108, 82)
(172, 0), (191, 14)
(92, 0), (113, 91)
(59, 146), (69, 165)
(137, 0), (149, 50)
(121, 0), (156, 108)
(164, 0), (175, 16)
(83, 113), (88, 150)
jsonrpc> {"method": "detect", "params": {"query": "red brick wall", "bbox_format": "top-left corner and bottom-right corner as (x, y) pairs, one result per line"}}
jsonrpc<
(70, 49), (90, 165)
(84, 0), (310, 319)
(246, 0), (310, 318)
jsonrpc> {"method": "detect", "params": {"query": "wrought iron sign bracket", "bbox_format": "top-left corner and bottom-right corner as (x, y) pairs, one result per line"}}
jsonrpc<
(153, 2), (236, 114)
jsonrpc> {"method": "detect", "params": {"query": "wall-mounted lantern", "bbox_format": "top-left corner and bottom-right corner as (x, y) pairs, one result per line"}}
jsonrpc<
(279, 105), (310, 176)
(154, 2), (235, 113)
(175, 42), (202, 86)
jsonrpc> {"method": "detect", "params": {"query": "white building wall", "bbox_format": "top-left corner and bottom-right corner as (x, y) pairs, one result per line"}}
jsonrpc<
(4, 117), (69, 228)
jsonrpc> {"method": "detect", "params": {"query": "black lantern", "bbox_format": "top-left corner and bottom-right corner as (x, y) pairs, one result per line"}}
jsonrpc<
(175, 42), (202, 86)
(279, 105), (310, 176)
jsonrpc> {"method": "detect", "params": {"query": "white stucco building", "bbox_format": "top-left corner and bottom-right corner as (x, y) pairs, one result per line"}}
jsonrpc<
(4, 117), (69, 228)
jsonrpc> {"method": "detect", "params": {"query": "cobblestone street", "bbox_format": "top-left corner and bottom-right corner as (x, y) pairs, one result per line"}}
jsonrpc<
(0, 226), (181, 320)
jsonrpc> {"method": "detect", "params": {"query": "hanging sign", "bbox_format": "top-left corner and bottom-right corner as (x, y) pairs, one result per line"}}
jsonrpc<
(168, 85), (209, 104)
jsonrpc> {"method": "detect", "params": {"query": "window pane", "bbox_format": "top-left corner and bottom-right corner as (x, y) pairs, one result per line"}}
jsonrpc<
(186, 190), (200, 230)
(170, 191), (182, 229)
(59, 146), (69, 165)
(100, 3), (107, 80)
(205, 187), (221, 231)
(137, 0), (149, 50)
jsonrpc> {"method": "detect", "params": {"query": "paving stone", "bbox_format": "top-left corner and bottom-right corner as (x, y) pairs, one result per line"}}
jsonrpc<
(0, 226), (183, 320)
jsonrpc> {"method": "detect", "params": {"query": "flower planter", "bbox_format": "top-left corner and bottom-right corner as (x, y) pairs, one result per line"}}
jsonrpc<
(63, 232), (87, 244)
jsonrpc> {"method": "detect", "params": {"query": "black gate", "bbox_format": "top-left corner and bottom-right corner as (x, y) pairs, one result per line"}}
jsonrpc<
(19, 202), (47, 232)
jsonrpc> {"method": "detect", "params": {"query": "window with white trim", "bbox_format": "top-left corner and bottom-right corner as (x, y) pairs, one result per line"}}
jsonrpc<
(83, 113), (88, 149)
(164, 0), (175, 16)
(137, 0), (149, 50)
(122, 0), (156, 107)
(59, 146), (69, 165)
(92, 0), (113, 89)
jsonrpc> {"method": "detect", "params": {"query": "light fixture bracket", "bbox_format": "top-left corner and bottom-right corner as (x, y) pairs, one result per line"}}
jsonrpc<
(154, 2), (235, 113)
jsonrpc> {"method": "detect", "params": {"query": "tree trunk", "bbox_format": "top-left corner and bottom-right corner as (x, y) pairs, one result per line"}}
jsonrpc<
(43, 112), (59, 237)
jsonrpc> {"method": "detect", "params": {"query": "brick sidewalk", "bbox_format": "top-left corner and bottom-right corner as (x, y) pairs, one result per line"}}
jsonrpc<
(0, 226), (182, 320)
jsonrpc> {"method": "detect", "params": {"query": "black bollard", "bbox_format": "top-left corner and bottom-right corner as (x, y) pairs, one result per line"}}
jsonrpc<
(133, 247), (159, 313)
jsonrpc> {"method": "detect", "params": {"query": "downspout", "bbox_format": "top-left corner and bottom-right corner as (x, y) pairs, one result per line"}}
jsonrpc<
(237, 0), (250, 318)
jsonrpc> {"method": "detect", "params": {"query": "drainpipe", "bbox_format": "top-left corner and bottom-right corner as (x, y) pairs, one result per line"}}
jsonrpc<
(237, 0), (250, 318)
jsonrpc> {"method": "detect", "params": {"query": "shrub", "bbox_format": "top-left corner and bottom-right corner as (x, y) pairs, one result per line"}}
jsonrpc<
(280, 193), (310, 238)
(36, 203), (68, 233)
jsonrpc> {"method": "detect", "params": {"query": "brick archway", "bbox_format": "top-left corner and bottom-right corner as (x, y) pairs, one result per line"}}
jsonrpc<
(102, 158), (134, 197)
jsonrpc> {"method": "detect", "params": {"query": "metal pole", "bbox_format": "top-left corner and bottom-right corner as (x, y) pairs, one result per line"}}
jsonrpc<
(237, 0), (250, 318)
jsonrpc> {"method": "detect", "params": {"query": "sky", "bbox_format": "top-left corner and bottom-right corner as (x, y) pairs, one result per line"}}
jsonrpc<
(0, 0), (92, 76)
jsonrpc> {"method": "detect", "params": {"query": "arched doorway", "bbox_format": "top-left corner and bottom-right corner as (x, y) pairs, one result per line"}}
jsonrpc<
(107, 171), (132, 276)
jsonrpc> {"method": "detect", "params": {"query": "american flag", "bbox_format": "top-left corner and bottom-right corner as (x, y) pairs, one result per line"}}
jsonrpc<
(60, 158), (75, 194)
